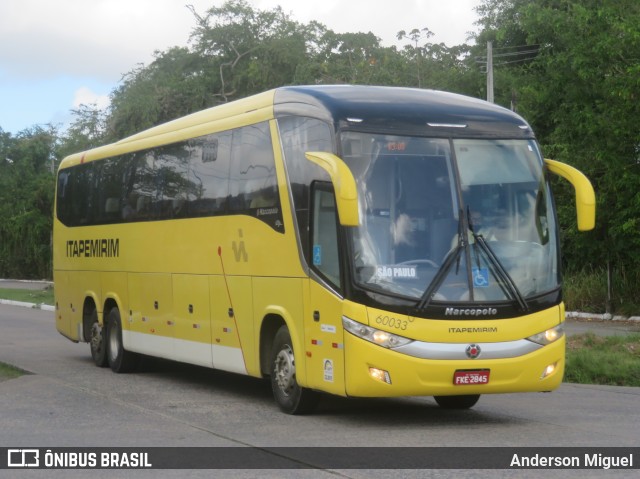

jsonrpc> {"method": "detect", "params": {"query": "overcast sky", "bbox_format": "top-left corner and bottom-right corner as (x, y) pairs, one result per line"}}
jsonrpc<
(0, 0), (481, 135)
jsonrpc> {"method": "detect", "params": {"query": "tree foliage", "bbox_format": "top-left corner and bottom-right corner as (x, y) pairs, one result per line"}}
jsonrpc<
(0, 126), (56, 278)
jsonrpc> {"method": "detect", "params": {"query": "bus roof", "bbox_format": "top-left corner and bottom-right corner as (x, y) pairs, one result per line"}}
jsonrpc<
(60, 85), (533, 169)
(274, 85), (533, 139)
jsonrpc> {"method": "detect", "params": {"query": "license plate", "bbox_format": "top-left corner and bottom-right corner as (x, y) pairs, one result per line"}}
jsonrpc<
(453, 369), (490, 385)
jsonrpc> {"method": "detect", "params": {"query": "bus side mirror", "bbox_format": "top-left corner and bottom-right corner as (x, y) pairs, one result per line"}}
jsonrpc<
(545, 159), (596, 231)
(305, 152), (360, 226)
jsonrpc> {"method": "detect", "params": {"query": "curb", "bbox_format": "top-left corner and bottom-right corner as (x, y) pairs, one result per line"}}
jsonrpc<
(565, 311), (640, 322)
(0, 299), (55, 312)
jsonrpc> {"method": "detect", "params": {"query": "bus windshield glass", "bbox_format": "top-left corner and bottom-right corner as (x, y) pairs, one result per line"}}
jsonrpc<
(342, 132), (558, 305)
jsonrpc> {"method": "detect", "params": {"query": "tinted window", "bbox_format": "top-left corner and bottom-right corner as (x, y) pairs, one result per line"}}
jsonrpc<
(55, 122), (282, 231)
(278, 117), (333, 263)
(188, 132), (232, 216)
(230, 123), (283, 230)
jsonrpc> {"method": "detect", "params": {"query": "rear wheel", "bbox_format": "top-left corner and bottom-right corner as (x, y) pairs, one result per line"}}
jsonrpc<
(433, 394), (480, 409)
(88, 309), (107, 368)
(270, 325), (318, 415)
(106, 308), (139, 373)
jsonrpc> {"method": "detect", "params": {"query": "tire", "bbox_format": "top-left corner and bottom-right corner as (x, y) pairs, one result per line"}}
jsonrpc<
(106, 308), (139, 373)
(88, 309), (108, 368)
(270, 325), (318, 415)
(433, 394), (480, 409)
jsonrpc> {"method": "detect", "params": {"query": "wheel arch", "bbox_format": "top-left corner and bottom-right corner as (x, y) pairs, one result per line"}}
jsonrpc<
(81, 294), (99, 343)
(103, 296), (122, 324)
(259, 308), (306, 384)
(259, 314), (285, 377)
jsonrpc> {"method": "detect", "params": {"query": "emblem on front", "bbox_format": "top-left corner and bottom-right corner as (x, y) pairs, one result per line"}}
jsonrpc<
(465, 344), (481, 359)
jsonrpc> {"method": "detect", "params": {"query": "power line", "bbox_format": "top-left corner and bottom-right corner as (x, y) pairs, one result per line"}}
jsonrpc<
(475, 47), (539, 64)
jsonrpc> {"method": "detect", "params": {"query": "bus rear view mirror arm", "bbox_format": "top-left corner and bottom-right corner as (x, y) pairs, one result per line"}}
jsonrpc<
(545, 159), (596, 231)
(305, 151), (360, 226)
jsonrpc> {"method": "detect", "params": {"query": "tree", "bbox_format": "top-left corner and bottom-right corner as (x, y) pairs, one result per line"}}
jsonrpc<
(0, 126), (57, 278)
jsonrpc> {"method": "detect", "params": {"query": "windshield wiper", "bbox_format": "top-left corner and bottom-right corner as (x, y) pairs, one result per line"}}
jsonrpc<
(415, 209), (466, 310)
(467, 207), (528, 312)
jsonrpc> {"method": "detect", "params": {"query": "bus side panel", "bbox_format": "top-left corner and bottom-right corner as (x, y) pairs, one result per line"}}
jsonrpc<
(55, 270), (101, 342)
(304, 279), (346, 396)
(53, 270), (72, 340)
(101, 271), (128, 315)
(172, 274), (213, 368)
(126, 273), (173, 359)
(210, 275), (251, 375)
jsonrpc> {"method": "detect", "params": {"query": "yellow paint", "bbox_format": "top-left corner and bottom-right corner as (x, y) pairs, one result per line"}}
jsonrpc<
(545, 159), (596, 231)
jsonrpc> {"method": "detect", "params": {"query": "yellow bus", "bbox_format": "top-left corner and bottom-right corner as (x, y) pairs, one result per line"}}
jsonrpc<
(54, 85), (595, 414)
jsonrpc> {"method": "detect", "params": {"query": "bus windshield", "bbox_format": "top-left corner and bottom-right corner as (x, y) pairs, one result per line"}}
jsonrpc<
(342, 132), (558, 305)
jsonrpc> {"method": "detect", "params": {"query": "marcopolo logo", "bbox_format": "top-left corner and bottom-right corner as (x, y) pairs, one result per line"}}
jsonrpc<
(445, 307), (498, 317)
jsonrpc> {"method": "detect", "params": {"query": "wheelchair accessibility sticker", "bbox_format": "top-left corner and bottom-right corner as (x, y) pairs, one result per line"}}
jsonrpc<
(472, 267), (489, 288)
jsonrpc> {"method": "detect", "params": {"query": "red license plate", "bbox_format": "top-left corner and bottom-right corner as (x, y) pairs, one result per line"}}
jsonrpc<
(453, 369), (490, 385)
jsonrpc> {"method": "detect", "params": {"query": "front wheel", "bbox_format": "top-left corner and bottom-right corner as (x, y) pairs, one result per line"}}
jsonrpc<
(106, 308), (139, 373)
(433, 394), (480, 409)
(270, 325), (318, 415)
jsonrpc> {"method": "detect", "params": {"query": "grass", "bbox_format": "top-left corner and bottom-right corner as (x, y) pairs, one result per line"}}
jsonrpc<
(563, 267), (640, 316)
(0, 287), (54, 306)
(0, 362), (27, 382)
(565, 332), (640, 387)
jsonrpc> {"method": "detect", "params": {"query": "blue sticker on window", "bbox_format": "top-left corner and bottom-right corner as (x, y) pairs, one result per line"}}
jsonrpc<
(313, 245), (322, 265)
(472, 267), (489, 288)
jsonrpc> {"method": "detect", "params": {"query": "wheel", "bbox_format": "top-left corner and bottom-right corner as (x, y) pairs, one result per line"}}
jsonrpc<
(88, 309), (108, 367)
(106, 308), (139, 373)
(270, 325), (318, 415)
(433, 394), (480, 409)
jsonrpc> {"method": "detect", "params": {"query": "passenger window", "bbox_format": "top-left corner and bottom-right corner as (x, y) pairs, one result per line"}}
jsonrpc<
(311, 183), (341, 289)
(188, 131), (232, 216)
(230, 122), (278, 211)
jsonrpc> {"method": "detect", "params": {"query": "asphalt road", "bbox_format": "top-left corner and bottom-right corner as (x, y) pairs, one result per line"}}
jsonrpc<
(0, 304), (638, 478)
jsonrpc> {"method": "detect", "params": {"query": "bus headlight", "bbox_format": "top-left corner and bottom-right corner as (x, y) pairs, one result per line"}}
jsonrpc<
(342, 316), (413, 349)
(527, 324), (564, 346)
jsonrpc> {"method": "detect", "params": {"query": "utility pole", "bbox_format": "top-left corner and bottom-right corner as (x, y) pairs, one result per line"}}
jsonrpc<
(487, 41), (494, 103)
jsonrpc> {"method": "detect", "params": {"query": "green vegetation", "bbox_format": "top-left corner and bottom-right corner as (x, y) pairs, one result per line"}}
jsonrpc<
(565, 333), (640, 387)
(0, 362), (27, 382)
(0, 287), (54, 306)
(563, 268), (640, 317)
(1, 0), (639, 313)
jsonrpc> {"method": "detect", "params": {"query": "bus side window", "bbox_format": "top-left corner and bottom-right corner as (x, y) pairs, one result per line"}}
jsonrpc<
(230, 122), (277, 212)
(188, 132), (231, 216)
(310, 183), (341, 289)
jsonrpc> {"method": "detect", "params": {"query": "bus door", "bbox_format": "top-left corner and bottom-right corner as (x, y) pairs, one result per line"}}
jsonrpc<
(305, 183), (346, 395)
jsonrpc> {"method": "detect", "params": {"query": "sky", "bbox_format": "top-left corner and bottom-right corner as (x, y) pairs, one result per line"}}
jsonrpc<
(0, 0), (481, 135)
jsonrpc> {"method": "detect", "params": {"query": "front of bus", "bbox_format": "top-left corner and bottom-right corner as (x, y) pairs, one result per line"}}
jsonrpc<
(328, 89), (576, 402)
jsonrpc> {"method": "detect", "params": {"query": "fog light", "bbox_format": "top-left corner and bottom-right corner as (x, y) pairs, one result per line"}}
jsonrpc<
(369, 367), (392, 384)
(541, 362), (558, 379)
